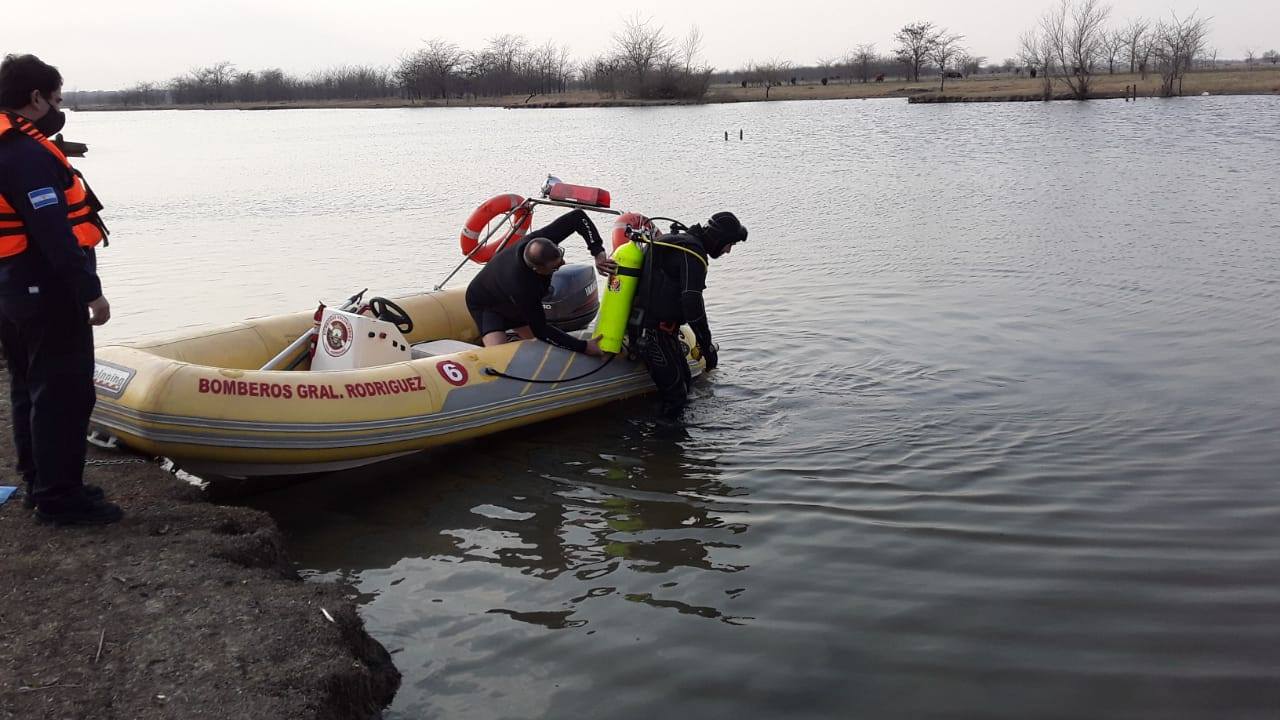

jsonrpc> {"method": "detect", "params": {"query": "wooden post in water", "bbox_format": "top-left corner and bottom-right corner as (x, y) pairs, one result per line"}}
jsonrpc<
(724, 131), (728, 141)
(739, 129), (743, 140)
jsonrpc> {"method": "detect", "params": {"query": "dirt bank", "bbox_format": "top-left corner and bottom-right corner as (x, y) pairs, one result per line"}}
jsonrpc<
(0, 367), (399, 718)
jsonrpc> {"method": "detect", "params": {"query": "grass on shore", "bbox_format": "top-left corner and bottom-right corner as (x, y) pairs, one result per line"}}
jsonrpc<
(713, 67), (1280, 102)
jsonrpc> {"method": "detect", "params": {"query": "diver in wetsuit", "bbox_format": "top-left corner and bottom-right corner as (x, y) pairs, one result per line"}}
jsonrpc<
(632, 211), (747, 416)
(466, 209), (617, 354)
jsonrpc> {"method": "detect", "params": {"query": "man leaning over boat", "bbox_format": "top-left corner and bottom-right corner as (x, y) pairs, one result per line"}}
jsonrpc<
(465, 209), (616, 354)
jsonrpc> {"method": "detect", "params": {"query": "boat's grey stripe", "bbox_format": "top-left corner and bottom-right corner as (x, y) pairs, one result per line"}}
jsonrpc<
(94, 378), (652, 449)
(95, 371), (650, 433)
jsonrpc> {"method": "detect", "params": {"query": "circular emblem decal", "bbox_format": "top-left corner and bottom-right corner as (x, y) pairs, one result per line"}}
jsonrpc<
(437, 360), (469, 386)
(323, 316), (354, 358)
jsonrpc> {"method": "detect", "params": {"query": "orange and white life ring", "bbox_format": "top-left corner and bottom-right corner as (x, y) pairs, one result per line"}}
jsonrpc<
(460, 194), (533, 264)
(611, 212), (656, 251)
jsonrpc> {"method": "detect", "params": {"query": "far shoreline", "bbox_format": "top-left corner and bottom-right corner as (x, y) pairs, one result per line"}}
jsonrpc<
(71, 68), (1280, 112)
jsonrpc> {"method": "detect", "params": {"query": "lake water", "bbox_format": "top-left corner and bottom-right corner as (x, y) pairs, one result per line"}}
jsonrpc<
(75, 96), (1280, 719)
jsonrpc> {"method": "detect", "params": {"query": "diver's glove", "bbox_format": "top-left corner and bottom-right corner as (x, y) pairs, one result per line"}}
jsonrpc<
(702, 344), (718, 371)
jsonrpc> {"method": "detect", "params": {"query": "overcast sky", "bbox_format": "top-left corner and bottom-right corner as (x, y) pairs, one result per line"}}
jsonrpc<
(8, 0), (1276, 90)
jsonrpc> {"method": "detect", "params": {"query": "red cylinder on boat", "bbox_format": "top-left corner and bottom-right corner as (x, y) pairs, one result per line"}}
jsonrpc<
(548, 182), (611, 208)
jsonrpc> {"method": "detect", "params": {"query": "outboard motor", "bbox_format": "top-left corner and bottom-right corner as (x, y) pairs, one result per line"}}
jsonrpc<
(543, 263), (599, 331)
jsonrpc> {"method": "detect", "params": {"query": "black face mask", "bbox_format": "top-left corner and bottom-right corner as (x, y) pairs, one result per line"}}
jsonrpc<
(34, 108), (66, 136)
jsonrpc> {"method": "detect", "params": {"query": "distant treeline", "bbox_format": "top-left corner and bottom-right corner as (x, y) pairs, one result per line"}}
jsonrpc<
(66, 15), (711, 107)
(716, 0), (1261, 100)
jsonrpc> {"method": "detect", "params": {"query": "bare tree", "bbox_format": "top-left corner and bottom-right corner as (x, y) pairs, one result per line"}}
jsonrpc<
(819, 54), (839, 82)
(1243, 48), (1257, 69)
(137, 81), (158, 105)
(1042, 0), (1111, 99)
(1191, 51), (1211, 71)
(1263, 50), (1280, 66)
(1151, 12), (1211, 96)
(752, 59), (793, 99)
(613, 14), (673, 90)
(396, 38), (465, 101)
(1101, 29), (1126, 73)
(121, 81), (159, 106)
(172, 62), (237, 104)
(554, 44), (574, 93)
(1019, 28), (1056, 98)
(478, 33), (527, 97)
(232, 71), (260, 102)
(1119, 18), (1151, 73)
(681, 26), (704, 75)
(122, 22), (720, 107)
(816, 55), (838, 82)
(584, 54), (622, 97)
(159, 62), (397, 105)
(894, 21), (939, 82)
(853, 43), (877, 83)
(529, 41), (560, 95)
(929, 32), (965, 91)
(200, 61), (236, 103)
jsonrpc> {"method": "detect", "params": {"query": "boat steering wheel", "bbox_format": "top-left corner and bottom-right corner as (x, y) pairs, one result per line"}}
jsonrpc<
(368, 297), (414, 335)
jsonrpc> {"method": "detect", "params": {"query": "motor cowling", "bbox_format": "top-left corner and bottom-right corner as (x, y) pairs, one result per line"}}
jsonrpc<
(543, 263), (599, 332)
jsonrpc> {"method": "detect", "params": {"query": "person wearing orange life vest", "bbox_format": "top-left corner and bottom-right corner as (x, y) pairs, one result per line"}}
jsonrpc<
(0, 54), (120, 526)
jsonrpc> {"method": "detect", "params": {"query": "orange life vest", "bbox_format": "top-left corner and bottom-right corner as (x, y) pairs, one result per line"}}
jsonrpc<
(0, 111), (108, 259)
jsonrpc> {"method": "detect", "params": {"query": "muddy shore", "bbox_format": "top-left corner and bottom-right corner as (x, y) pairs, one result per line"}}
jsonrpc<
(0, 367), (400, 718)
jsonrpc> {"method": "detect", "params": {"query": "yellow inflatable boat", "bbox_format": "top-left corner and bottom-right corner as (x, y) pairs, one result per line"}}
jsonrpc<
(90, 273), (703, 478)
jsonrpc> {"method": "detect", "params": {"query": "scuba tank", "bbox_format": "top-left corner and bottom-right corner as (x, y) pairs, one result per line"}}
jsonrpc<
(593, 237), (646, 353)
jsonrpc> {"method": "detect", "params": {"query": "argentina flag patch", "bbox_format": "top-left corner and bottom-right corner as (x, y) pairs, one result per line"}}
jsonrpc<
(28, 187), (59, 209)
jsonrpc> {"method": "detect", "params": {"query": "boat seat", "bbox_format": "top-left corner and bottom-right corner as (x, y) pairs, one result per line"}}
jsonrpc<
(411, 339), (480, 359)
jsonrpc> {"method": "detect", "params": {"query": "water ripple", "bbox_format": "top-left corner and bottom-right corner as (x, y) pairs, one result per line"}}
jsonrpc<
(78, 97), (1280, 719)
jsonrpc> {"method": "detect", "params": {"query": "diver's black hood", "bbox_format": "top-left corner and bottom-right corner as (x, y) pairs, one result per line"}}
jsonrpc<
(690, 211), (747, 259)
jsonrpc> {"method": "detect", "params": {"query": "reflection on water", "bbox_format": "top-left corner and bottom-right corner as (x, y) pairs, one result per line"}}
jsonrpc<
(251, 400), (759, 716)
(73, 96), (1280, 719)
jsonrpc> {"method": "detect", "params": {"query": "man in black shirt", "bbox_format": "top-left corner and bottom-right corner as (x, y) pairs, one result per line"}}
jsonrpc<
(466, 209), (615, 355)
(633, 211), (747, 416)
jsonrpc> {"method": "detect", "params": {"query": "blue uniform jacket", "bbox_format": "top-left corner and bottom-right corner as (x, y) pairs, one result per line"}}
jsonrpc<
(0, 129), (102, 303)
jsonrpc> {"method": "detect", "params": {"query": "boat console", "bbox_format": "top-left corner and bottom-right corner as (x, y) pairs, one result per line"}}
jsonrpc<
(310, 308), (412, 371)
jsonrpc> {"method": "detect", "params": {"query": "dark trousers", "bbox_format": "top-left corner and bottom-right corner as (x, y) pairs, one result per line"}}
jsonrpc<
(639, 327), (691, 416)
(0, 289), (95, 509)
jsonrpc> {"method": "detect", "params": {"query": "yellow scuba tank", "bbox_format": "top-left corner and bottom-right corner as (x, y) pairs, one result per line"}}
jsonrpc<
(593, 239), (646, 353)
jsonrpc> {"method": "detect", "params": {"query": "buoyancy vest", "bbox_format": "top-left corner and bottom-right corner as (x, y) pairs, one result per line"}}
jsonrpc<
(0, 112), (108, 258)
